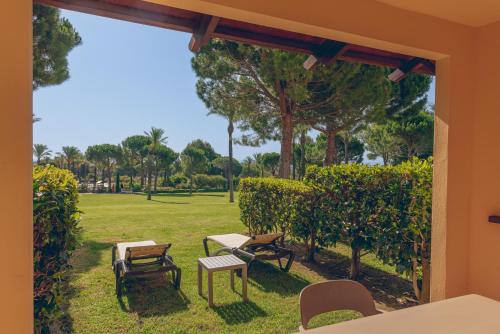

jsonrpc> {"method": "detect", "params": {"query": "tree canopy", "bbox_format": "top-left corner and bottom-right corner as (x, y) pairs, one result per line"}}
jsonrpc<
(33, 5), (82, 90)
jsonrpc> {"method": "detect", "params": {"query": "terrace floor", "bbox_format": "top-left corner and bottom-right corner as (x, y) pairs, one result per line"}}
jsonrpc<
(62, 193), (418, 334)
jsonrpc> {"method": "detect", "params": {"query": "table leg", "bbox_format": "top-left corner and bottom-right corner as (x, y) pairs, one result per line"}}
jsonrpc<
(242, 265), (248, 302)
(230, 269), (235, 291)
(197, 262), (202, 296)
(208, 271), (214, 307)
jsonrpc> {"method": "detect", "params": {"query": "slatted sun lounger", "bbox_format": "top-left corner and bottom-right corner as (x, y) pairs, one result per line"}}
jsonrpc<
(112, 240), (181, 297)
(203, 233), (295, 272)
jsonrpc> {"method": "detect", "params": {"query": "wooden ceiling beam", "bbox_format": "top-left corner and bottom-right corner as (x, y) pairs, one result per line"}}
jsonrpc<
(388, 57), (429, 82)
(189, 15), (220, 52)
(35, 0), (195, 33)
(213, 26), (315, 54)
(36, 0), (435, 77)
(303, 41), (350, 70)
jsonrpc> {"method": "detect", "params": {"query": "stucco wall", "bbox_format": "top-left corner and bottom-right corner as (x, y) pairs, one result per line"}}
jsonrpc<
(0, 1), (33, 332)
(467, 20), (500, 300)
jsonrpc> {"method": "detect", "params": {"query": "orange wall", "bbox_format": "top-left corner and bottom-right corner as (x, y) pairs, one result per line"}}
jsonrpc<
(1, 0), (499, 331)
(0, 0), (33, 332)
(467, 20), (500, 300)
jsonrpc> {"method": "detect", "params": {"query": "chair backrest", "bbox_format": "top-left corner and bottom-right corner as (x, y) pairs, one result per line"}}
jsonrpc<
(299, 280), (379, 330)
(126, 243), (171, 261)
(246, 233), (283, 247)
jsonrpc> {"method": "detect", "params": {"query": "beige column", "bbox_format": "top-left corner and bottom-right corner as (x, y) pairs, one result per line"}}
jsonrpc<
(0, 0), (33, 332)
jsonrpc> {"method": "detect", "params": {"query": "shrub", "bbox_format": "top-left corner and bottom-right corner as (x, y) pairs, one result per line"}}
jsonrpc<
(305, 164), (387, 279)
(239, 178), (320, 261)
(372, 158), (433, 303)
(168, 174), (188, 187)
(306, 159), (432, 301)
(193, 174), (227, 190)
(131, 183), (142, 192)
(33, 166), (80, 333)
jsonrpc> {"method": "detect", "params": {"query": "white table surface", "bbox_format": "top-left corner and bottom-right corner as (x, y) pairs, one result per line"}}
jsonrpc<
(297, 294), (500, 334)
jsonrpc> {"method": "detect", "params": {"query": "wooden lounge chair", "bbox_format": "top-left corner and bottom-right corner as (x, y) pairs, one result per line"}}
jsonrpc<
(111, 240), (181, 297)
(299, 280), (382, 331)
(203, 233), (295, 272)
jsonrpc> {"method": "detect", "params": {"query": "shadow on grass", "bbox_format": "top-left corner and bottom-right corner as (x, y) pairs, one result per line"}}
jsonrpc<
(71, 240), (114, 274)
(248, 261), (310, 297)
(293, 245), (418, 310)
(150, 199), (190, 205)
(213, 301), (267, 324)
(152, 193), (226, 198)
(119, 275), (190, 318)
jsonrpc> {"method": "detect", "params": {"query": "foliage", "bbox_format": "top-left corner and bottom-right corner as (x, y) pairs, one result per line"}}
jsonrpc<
(212, 156), (242, 177)
(33, 4), (82, 90)
(193, 40), (393, 177)
(33, 166), (80, 333)
(184, 139), (219, 162)
(305, 164), (387, 279)
(305, 159), (432, 299)
(362, 123), (401, 165)
(240, 160), (432, 300)
(314, 133), (365, 164)
(388, 109), (434, 161)
(261, 152), (280, 176)
(371, 158), (433, 302)
(193, 174), (227, 190)
(33, 144), (52, 164)
(181, 145), (208, 194)
(239, 178), (320, 261)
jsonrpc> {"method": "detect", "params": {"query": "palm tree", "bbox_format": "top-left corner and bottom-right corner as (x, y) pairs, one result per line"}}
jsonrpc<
(85, 145), (104, 193)
(144, 127), (167, 200)
(253, 153), (265, 177)
(33, 144), (51, 164)
(61, 146), (82, 174)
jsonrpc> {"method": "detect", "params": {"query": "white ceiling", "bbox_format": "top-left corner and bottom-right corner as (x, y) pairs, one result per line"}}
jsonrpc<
(376, 0), (500, 27)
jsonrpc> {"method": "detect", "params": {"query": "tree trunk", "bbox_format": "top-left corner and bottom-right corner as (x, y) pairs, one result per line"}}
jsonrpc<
(228, 120), (235, 203)
(162, 168), (168, 186)
(146, 163), (152, 200)
(412, 241), (431, 303)
(277, 80), (292, 179)
(153, 161), (158, 193)
(108, 168), (113, 193)
(292, 143), (296, 180)
(115, 172), (121, 193)
(129, 175), (133, 188)
(299, 130), (306, 179)
(189, 174), (193, 196)
(344, 133), (349, 163)
(307, 230), (316, 263)
(325, 126), (338, 166)
(350, 246), (362, 280)
(140, 159), (145, 189)
(93, 165), (97, 193)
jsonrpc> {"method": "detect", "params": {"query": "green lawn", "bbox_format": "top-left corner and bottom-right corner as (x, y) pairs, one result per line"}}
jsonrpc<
(65, 193), (417, 334)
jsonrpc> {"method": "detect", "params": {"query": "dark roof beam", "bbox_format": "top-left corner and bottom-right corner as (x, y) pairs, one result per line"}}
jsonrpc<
(303, 40), (349, 70)
(388, 57), (428, 82)
(189, 15), (220, 52)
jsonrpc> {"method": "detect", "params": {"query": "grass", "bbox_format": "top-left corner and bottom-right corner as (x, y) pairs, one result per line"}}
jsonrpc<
(64, 192), (417, 334)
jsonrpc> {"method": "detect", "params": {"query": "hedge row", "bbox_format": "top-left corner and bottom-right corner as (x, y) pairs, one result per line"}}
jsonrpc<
(34, 166), (81, 333)
(239, 158), (432, 302)
(239, 178), (319, 260)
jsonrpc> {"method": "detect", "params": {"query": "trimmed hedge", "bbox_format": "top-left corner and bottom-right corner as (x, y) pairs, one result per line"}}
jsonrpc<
(193, 174), (227, 190)
(239, 158), (432, 303)
(34, 166), (81, 333)
(239, 178), (320, 261)
(306, 158), (432, 302)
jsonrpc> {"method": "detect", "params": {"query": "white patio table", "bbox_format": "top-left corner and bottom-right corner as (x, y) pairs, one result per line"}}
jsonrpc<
(296, 294), (500, 334)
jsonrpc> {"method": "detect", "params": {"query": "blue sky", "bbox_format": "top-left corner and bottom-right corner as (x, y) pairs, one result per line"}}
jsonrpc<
(33, 10), (435, 160)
